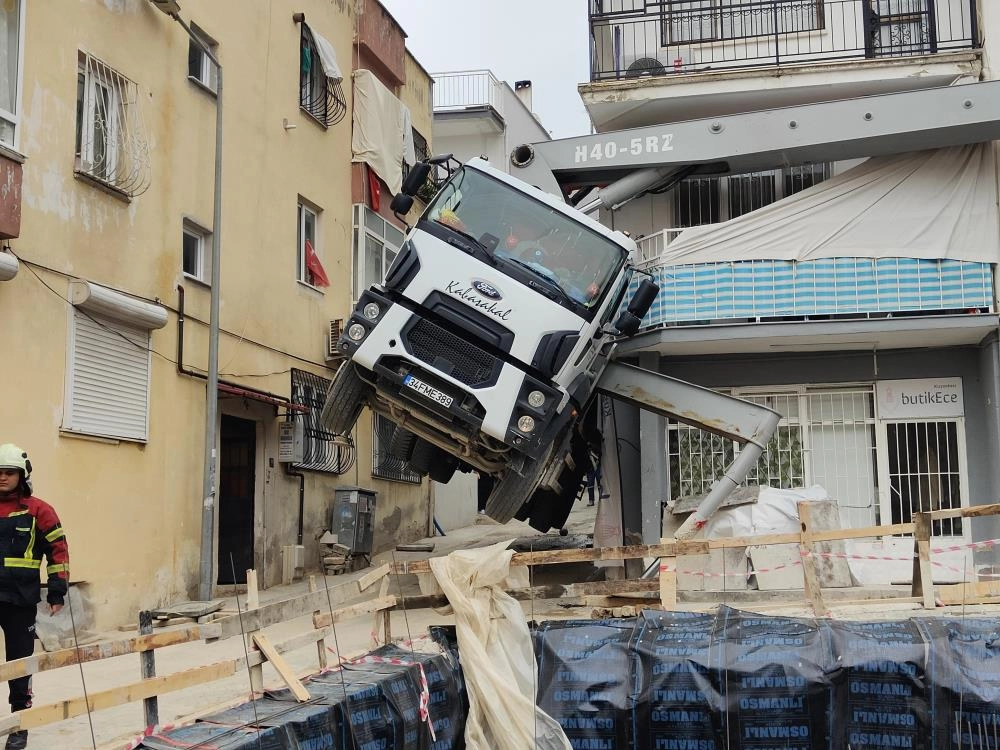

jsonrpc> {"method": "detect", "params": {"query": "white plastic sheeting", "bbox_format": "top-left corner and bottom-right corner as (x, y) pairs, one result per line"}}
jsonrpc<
(352, 69), (410, 195)
(428, 540), (572, 750)
(660, 144), (1000, 265)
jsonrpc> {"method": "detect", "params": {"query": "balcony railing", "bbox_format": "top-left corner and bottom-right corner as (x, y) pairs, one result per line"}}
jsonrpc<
(590, 0), (978, 81)
(634, 257), (994, 328)
(432, 70), (505, 115)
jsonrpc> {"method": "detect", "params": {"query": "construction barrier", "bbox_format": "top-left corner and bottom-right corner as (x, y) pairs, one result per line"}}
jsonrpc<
(534, 606), (1000, 750)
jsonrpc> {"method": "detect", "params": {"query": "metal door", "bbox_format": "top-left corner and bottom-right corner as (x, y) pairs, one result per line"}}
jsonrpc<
(864, 0), (936, 57)
(218, 415), (256, 585)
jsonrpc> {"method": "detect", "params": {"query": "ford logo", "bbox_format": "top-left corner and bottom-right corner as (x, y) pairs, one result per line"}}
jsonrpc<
(472, 279), (502, 300)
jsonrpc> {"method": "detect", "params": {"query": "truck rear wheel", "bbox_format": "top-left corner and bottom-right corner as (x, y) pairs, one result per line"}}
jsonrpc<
(485, 452), (550, 523)
(407, 439), (435, 476)
(320, 363), (369, 435)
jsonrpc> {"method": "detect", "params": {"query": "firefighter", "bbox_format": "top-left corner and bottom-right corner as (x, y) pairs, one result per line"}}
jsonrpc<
(0, 444), (69, 750)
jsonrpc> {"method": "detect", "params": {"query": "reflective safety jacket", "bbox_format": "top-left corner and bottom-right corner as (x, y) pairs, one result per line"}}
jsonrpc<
(0, 495), (69, 607)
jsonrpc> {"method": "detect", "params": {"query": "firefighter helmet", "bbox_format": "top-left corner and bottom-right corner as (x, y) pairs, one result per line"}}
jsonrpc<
(0, 444), (31, 481)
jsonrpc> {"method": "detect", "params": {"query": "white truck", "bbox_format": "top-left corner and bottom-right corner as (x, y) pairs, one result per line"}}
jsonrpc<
(323, 81), (1000, 536)
(322, 156), (661, 531)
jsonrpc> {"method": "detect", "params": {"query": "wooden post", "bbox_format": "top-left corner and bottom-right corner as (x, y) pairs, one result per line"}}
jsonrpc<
(245, 570), (259, 611)
(658, 538), (677, 610)
(911, 511), (936, 608)
(373, 576), (390, 645)
(138, 611), (158, 728)
(797, 502), (827, 617)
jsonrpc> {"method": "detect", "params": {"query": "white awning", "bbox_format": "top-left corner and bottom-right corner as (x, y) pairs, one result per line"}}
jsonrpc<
(70, 280), (168, 330)
(0, 252), (17, 281)
(307, 24), (343, 83)
(659, 144), (1000, 266)
(352, 69), (406, 194)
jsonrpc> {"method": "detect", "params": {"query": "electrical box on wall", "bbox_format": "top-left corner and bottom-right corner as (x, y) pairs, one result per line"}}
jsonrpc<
(278, 421), (304, 463)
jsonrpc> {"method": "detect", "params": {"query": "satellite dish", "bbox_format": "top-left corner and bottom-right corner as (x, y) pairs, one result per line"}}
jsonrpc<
(625, 58), (668, 78)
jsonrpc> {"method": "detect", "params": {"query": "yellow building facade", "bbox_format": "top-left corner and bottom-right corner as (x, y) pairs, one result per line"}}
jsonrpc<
(0, 0), (433, 629)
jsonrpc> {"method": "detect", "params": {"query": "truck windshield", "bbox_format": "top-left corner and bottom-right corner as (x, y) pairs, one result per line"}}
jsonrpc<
(424, 166), (626, 310)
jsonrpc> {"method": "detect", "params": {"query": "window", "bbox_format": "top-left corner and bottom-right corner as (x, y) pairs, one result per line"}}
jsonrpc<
(74, 52), (150, 196)
(0, 0), (23, 148)
(352, 205), (404, 299)
(187, 24), (218, 93)
(64, 310), (152, 442)
(298, 24), (346, 127)
(289, 369), (352, 473)
(182, 221), (211, 283)
(665, 1), (824, 44)
(297, 200), (322, 287)
(372, 414), (421, 483)
(674, 163), (830, 228)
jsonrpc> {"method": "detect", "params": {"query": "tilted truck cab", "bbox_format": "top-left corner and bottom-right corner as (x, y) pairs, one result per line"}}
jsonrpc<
(322, 157), (657, 529)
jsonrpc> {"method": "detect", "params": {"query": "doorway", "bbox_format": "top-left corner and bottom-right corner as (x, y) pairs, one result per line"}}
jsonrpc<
(864, 0), (936, 58)
(218, 415), (256, 585)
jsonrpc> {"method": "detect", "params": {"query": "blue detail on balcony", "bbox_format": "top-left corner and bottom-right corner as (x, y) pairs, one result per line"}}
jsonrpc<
(633, 258), (994, 328)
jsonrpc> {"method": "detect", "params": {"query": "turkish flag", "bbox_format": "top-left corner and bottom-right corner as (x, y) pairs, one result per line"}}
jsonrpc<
(304, 238), (330, 287)
(367, 168), (381, 212)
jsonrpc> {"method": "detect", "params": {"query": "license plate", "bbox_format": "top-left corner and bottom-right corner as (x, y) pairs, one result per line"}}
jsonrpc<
(403, 374), (454, 408)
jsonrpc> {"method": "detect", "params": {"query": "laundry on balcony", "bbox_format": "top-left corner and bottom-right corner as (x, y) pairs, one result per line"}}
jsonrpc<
(352, 69), (414, 194)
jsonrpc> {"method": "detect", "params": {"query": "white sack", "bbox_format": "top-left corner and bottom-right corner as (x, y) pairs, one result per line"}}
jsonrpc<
(429, 540), (572, 750)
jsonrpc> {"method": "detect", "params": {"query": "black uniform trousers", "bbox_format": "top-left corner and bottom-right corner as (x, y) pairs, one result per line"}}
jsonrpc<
(0, 605), (35, 710)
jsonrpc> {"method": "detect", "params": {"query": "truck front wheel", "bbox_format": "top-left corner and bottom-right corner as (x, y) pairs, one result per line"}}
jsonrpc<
(320, 363), (370, 435)
(485, 452), (550, 523)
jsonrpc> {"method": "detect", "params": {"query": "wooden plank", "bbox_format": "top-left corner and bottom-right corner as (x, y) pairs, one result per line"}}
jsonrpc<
(911, 512), (936, 609)
(312, 596), (397, 629)
(935, 579), (1000, 605)
(659, 552), (677, 610)
(395, 579), (661, 610)
(0, 625), (218, 684)
(705, 522), (917, 550)
(245, 569), (259, 610)
(138, 611), (158, 729)
(373, 577), (391, 646)
(358, 564), (391, 591)
(0, 624), (336, 736)
(797, 502), (828, 617)
(252, 634), (311, 702)
(209, 577), (362, 640)
(391, 540), (710, 574)
(928, 502), (1000, 521)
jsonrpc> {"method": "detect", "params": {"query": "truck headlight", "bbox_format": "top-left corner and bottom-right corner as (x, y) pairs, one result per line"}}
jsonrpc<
(517, 415), (536, 433)
(347, 323), (367, 341)
(363, 302), (381, 320)
(527, 390), (546, 408)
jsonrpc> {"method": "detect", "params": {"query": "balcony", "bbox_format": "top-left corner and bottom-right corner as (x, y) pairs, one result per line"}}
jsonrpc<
(0, 145), (23, 240)
(585, 1), (980, 130)
(635, 255), (994, 327)
(432, 70), (506, 136)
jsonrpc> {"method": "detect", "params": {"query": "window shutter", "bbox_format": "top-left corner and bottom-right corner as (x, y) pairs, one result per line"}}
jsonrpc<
(66, 311), (151, 441)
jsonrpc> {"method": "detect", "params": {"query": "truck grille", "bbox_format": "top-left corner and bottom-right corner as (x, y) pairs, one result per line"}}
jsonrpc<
(404, 318), (499, 388)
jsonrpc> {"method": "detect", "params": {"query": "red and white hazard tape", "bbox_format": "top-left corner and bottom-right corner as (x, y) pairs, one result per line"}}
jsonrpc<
(658, 538), (1000, 579)
(347, 653), (437, 742)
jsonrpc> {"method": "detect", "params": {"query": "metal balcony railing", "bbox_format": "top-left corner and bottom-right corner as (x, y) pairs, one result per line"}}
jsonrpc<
(589, 0), (978, 81)
(432, 70), (505, 115)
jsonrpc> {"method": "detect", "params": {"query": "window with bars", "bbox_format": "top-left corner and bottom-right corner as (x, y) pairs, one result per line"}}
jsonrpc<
(669, 386), (879, 529)
(299, 24), (347, 128)
(885, 420), (963, 536)
(371, 414), (421, 483)
(289, 369), (351, 473)
(673, 163), (830, 228)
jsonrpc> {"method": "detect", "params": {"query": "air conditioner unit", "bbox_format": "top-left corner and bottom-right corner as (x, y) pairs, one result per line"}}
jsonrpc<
(325, 319), (345, 362)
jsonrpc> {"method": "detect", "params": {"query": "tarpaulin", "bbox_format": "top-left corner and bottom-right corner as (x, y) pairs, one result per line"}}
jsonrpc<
(352, 69), (406, 195)
(660, 145), (1000, 266)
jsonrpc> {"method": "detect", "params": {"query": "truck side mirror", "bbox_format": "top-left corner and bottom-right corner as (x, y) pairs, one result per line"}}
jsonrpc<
(613, 278), (659, 337)
(400, 162), (432, 197)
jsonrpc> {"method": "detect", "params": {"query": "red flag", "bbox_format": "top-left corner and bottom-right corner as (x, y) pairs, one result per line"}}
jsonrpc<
(304, 238), (330, 287)
(367, 168), (381, 212)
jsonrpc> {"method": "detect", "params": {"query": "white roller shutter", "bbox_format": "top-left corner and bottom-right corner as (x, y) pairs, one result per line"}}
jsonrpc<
(64, 310), (152, 442)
